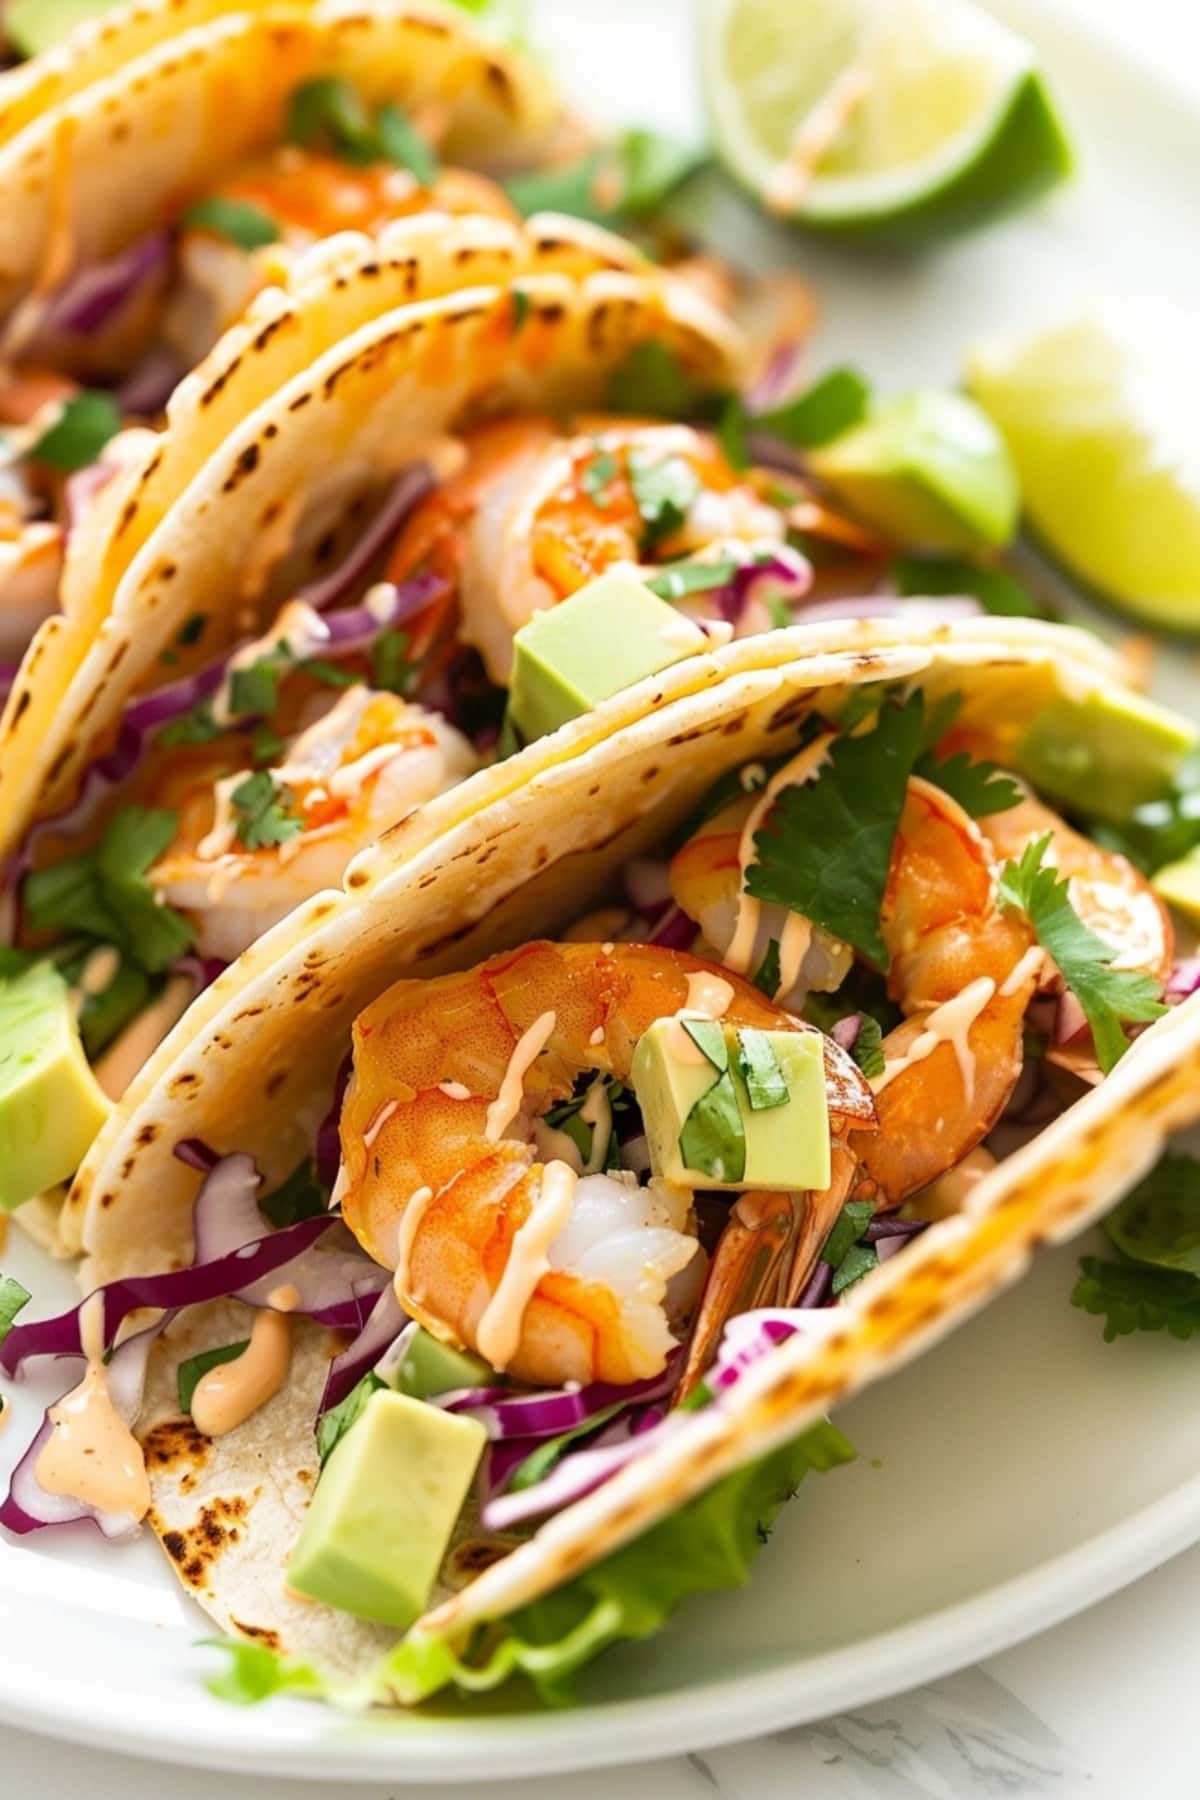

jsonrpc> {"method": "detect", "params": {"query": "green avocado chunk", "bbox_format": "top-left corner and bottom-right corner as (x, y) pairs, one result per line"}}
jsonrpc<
(287, 1391), (487, 1628)
(1017, 689), (1197, 824)
(809, 390), (1019, 552)
(6, 0), (115, 56)
(0, 962), (111, 1211)
(392, 1326), (493, 1400)
(1152, 849), (1200, 925)
(631, 1020), (830, 1192)
(506, 569), (708, 745)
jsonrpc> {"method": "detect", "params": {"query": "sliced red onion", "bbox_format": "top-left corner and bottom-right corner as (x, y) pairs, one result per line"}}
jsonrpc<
(190, 1152), (268, 1263)
(482, 1411), (687, 1530)
(716, 548), (812, 626)
(318, 1286), (407, 1416)
(296, 466), (433, 614)
(173, 1137), (220, 1174)
(439, 1361), (679, 1442)
(1054, 990), (1089, 1045)
(0, 662), (17, 702)
(863, 1216), (928, 1244)
(171, 952), (227, 992)
(831, 1014), (862, 1052)
(745, 341), (807, 416)
(1167, 958), (1200, 1003)
(0, 1318), (167, 1538)
(648, 905), (697, 950)
(315, 1056), (352, 1188)
(622, 858), (673, 914)
(795, 1258), (833, 1308)
(38, 232), (171, 338)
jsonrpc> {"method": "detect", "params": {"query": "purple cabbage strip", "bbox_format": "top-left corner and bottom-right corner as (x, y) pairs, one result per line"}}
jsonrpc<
(117, 345), (186, 419)
(38, 232), (172, 338)
(439, 1359), (679, 1442)
(482, 1410), (686, 1531)
(295, 466), (433, 614)
(713, 549), (811, 626)
(64, 461), (117, 532)
(1167, 958), (1200, 1003)
(0, 1318), (169, 1538)
(319, 1286), (408, 1416)
(315, 1055), (352, 1188)
(647, 905), (697, 950)
(831, 1014), (862, 1053)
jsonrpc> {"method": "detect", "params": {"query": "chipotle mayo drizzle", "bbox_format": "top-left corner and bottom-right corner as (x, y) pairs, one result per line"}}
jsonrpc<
(665, 971), (735, 1062)
(34, 1293), (151, 1520)
(999, 945), (1046, 998)
(190, 1309), (293, 1439)
(92, 974), (195, 1100)
(485, 1011), (556, 1142)
(725, 734), (834, 975)
(475, 1160), (578, 1372)
(872, 977), (997, 1102)
(393, 1185), (435, 1297)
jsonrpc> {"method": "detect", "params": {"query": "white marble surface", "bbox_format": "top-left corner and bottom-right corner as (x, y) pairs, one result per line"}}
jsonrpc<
(3, 0), (1199, 1794)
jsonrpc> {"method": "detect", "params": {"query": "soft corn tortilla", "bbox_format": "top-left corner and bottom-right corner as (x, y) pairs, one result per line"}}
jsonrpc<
(0, 0), (559, 316)
(0, 250), (741, 848)
(67, 616), (1200, 1682)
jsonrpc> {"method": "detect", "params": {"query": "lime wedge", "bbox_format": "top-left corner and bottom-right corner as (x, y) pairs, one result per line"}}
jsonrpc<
(810, 389), (1019, 551)
(6, 0), (116, 56)
(967, 303), (1200, 632)
(700, 0), (1072, 244)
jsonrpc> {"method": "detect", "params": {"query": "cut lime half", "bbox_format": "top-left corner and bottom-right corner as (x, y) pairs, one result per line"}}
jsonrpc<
(967, 302), (1200, 633)
(700, 0), (1072, 244)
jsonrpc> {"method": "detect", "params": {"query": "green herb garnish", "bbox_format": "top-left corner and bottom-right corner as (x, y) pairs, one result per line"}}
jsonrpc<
(30, 391), (122, 472)
(24, 807), (194, 973)
(178, 1341), (250, 1415)
(735, 1028), (788, 1110)
(231, 771), (303, 850)
(181, 195), (281, 250)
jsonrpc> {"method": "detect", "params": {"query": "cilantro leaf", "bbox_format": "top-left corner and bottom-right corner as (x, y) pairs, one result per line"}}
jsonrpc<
(231, 772), (303, 850)
(374, 101), (438, 186)
(581, 448), (618, 508)
(608, 342), (702, 417)
(721, 367), (871, 472)
(178, 1341), (249, 1414)
(229, 651), (288, 719)
(287, 76), (378, 163)
(77, 956), (151, 1058)
(0, 1275), (31, 1343)
(316, 1371), (385, 1467)
(745, 692), (925, 966)
(506, 128), (704, 227)
(507, 1403), (625, 1493)
(849, 1015), (885, 1080)
(181, 195), (281, 250)
(735, 1028), (788, 1110)
(627, 450), (699, 551)
(893, 554), (1044, 619)
(681, 1017), (728, 1071)
(915, 747), (1023, 818)
(751, 938), (781, 998)
(997, 835), (1166, 1073)
(158, 699), (221, 747)
(298, 657), (357, 689)
(821, 1199), (874, 1270)
(831, 1240), (879, 1296)
(259, 1158), (327, 1230)
(646, 557), (739, 602)
(30, 391), (122, 472)
(1103, 1152), (1200, 1276)
(371, 629), (414, 696)
(24, 805), (194, 974)
(250, 724), (285, 766)
(1071, 1256), (1200, 1342)
(679, 1069), (745, 1183)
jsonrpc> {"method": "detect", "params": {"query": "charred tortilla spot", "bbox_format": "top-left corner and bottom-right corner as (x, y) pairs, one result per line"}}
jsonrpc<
(136, 1123), (159, 1146)
(722, 715), (748, 736)
(346, 869), (369, 889)
(45, 741), (76, 784)
(141, 1416), (209, 1470)
(640, 765), (660, 783)
(222, 443), (261, 493)
(766, 694), (810, 733)
(264, 1069), (287, 1097)
(99, 1190), (117, 1209)
(168, 1071), (200, 1096)
(10, 688), (29, 726)
(288, 391), (313, 412)
(120, 1156), (134, 1179)
(230, 1620), (281, 1649)
(233, 1006), (264, 1022)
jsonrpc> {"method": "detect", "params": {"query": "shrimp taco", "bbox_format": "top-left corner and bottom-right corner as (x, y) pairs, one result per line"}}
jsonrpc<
(4, 611), (1199, 1710)
(0, 0), (559, 676)
(0, 234), (744, 1234)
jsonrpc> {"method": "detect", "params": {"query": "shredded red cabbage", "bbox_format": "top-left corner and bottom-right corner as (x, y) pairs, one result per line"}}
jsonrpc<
(439, 1361), (679, 1442)
(319, 1287), (408, 1416)
(711, 548), (811, 625)
(38, 232), (171, 338)
(295, 467), (433, 614)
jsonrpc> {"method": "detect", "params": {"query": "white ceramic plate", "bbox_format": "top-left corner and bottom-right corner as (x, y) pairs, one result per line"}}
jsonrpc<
(2, 0), (1200, 1781)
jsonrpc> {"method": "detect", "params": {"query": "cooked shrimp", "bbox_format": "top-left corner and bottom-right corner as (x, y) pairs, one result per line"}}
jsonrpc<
(337, 942), (873, 1387)
(148, 683), (476, 961)
(389, 418), (798, 683)
(168, 151), (515, 364)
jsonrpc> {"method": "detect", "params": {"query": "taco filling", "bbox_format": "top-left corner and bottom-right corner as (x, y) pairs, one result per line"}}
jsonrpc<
(3, 650), (1196, 1705)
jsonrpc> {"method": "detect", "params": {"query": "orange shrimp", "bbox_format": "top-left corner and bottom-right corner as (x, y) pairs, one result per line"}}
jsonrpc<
(337, 942), (874, 1387)
(388, 418), (798, 683)
(209, 151), (516, 246)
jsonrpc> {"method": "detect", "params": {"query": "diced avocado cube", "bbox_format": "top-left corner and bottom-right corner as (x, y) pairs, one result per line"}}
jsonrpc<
(0, 962), (111, 1211)
(1017, 689), (1197, 823)
(631, 1020), (830, 1192)
(288, 1391), (486, 1629)
(392, 1326), (493, 1399)
(506, 569), (708, 744)
(810, 390), (1019, 552)
(1152, 848), (1200, 925)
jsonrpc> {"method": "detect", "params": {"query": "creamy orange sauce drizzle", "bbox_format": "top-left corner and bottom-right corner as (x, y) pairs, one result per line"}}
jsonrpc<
(765, 63), (874, 214)
(475, 1161), (578, 1372)
(393, 1185), (435, 1297)
(666, 971), (736, 1062)
(34, 1293), (150, 1520)
(999, 945), (1046, 998)
(92, 974), (194, 1100)
(438, 1080), (472, 1100)
(267, 1283), (300, 1313)
(362, 1099), (398, 1149)
(485, 1011), (556, 1142)
(872, 977), (997, 1102)
(190, 1310), (292, 1439)
(726, 734), (834, 975)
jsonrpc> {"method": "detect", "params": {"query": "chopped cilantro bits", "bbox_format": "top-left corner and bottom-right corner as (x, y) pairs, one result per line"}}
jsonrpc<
(914, 747), (1022, 817)
(581, 448), (619, 509)
(848, 1015), (885, 1079)
(181, 195), (281, 250)
(628, 450), (699, 551)
(286, 77), (437, 181)
(998, 835), (1166, 1073)
(371, 629), (414, 696)
(232, 771), (303, 850)
(30, 390), (122, 472)
(679, 1066), (745, 1184)
(751, 938), (781, 998)
(0, 1275), (31, 1343)
(721, 366), (871, 472)
(735, 1028), (788, 1110)
(23, 805), (193, 973)
(374, 100), (438, 186)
